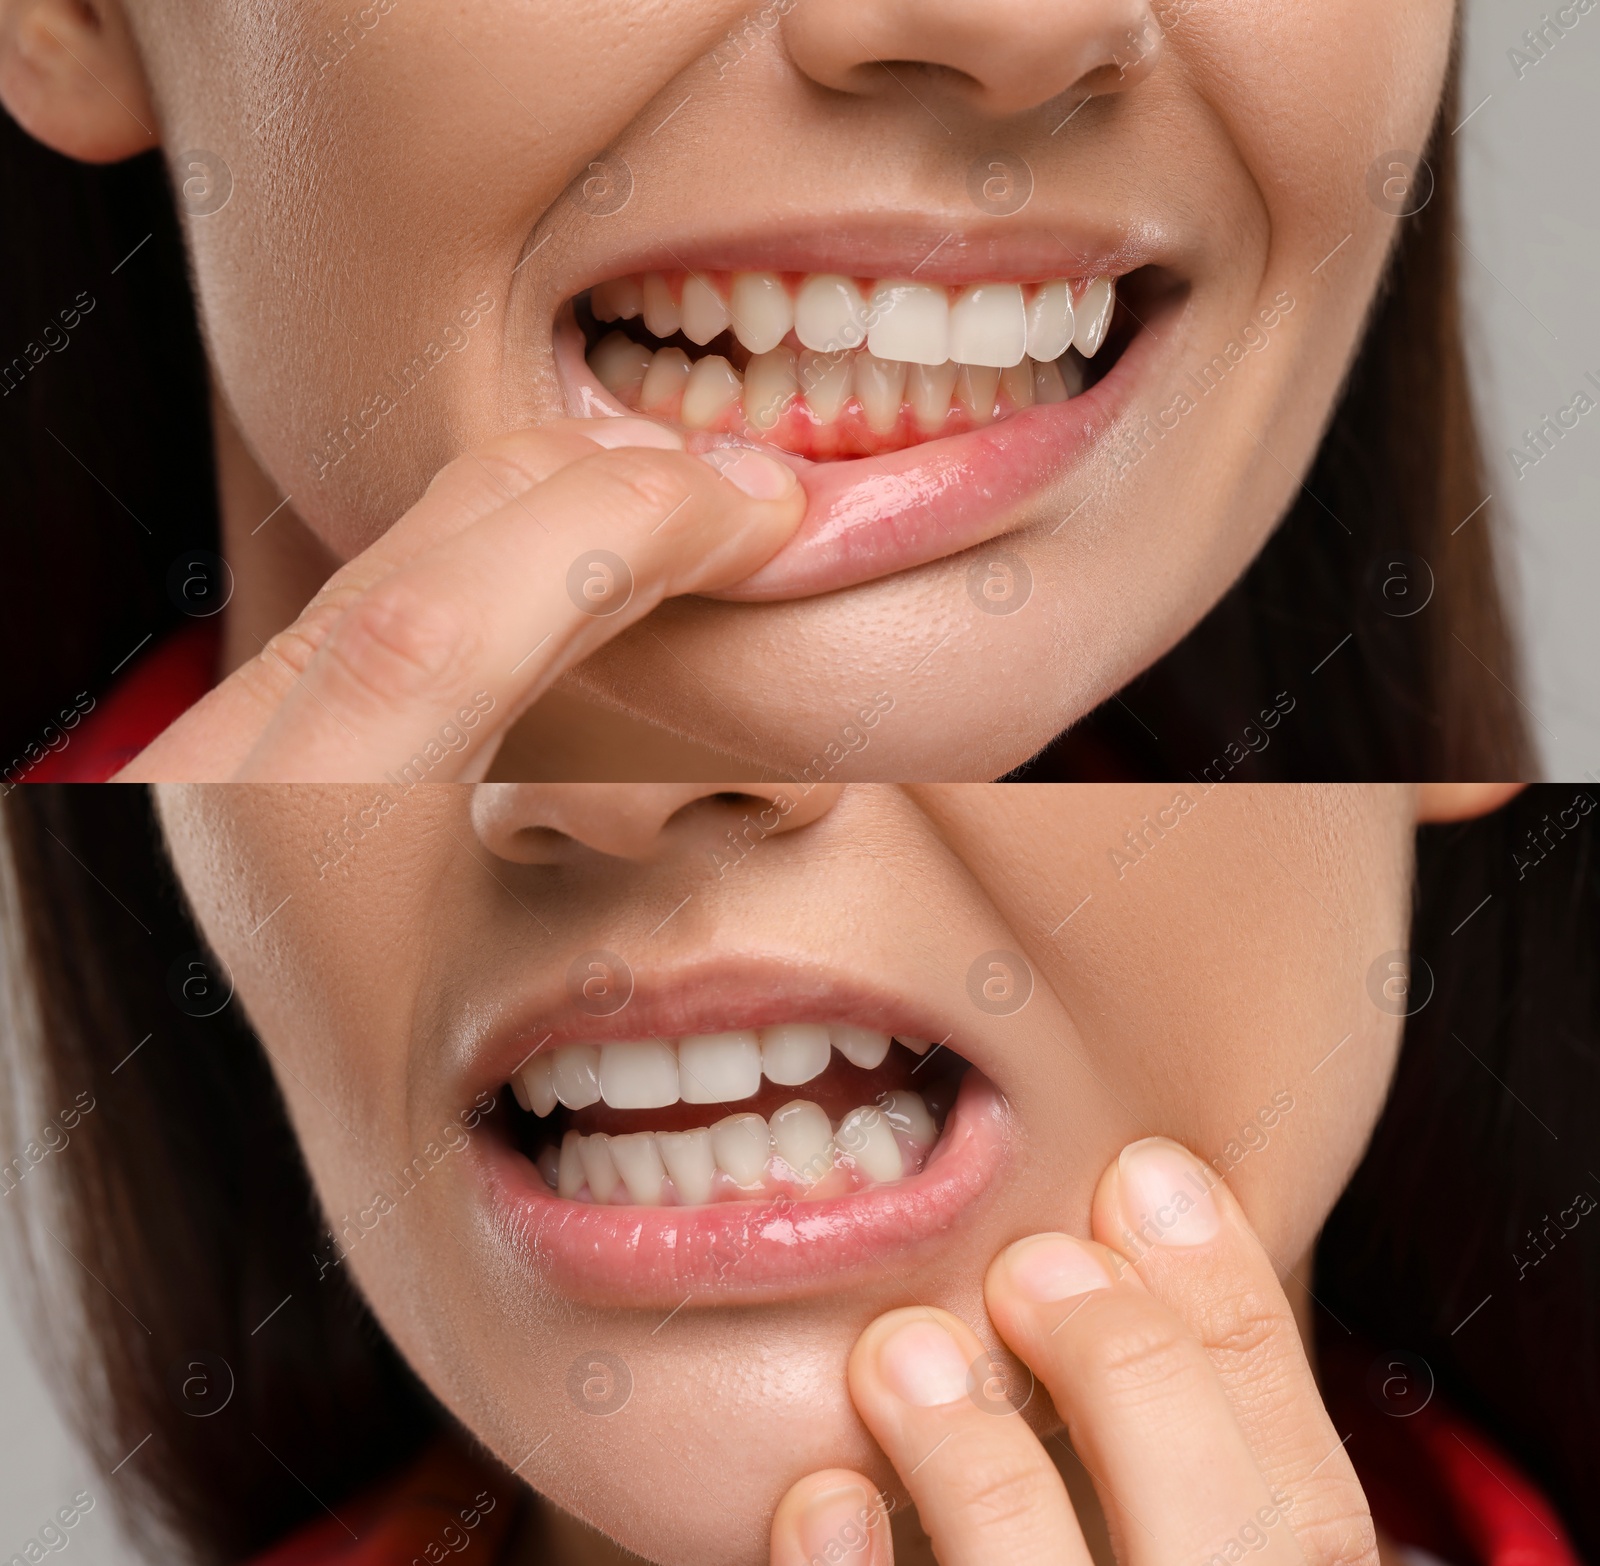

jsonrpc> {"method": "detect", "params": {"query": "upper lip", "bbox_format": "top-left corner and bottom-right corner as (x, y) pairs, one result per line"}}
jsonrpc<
(536, 212), (1177, 308)
(454, 953), (980, 1108)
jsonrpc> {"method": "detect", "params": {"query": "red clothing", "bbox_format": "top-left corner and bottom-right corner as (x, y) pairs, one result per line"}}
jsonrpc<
(1321, 1334), (1579, 1566)
(246, 1440), (519, 1566)
(24, 620), (219, 782)
(248, 1385), (1580, 1566)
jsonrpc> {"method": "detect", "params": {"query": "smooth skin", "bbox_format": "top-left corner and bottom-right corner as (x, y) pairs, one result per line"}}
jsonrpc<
(4, 0), (1455, 778)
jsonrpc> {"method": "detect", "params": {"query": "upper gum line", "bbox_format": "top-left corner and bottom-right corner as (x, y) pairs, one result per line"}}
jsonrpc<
(510, 1023), (936, 1116)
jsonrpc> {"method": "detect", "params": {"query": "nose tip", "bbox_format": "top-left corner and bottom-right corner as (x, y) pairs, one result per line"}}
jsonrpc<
(781, 0), (1164, 120)
(471, 784), (844, 864)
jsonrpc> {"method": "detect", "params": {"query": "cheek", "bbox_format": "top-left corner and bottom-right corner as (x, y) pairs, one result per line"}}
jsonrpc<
(1043, 786), (1413, 1265)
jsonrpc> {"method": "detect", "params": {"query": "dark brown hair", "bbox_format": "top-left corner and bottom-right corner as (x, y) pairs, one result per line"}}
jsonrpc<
(0, 786), (438, 1562)
(2, 32), (1531, 781)
(2, 784), (1597, 1561)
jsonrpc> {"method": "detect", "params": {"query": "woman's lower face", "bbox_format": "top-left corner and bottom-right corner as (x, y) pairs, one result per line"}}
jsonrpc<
(159, 783), (1413, 1563)
(128, 0), (1452, 776)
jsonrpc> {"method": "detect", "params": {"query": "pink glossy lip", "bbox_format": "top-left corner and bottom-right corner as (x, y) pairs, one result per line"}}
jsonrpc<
(451, 958), (1014, 1308)
(555, 306), (1155, 602)
(479, 1068), (1007, 1309)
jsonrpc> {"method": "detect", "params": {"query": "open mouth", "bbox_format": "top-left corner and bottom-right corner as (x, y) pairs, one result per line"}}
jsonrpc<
(505, 1024), (965, 1205)
(553, 250), (1173, 599)
(470, 975), (1010, 1305)
(577, 269), (1126, 461)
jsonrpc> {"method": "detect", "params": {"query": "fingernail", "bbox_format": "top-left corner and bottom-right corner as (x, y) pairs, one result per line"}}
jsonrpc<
(797, 1483), (879, 1564)
(1002, 1233), (1114, 1304)
(1117, 1137), (1221, 1248)
(584, 417), (684, 450)
(698, 445), (797, 498)
(876, 1317), (970, 1408)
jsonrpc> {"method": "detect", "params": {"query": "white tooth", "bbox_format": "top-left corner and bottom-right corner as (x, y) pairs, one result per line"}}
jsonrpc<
(558, 1129), (585, 1197)
(906, 361), (958, 432)
(1059, 351), (1087, 397)
(835, 1106), (904, 1183)
(795, 273), (869, 353)
(710, 1112), (771, 1186)
(1025, 280), (1076, 363)
(589, 332), (653, 403)
(1073, 276), (1115, 357)
(1032, 357), (1069, 404)
(591, 276), (642, 322)
(798, 350), (853, 423)
(852, 352), (906, 436)
(882, 1089), (938, 1150)
(657, 1127), (716, 1205)
(641, 272), (681, 339)
(1000, 360), (1035, 410)
(770, 1100), (834, 1187)
(679, 1030), (762, 1103)
(955, 364), (1000, 424)
(894, 1035), (934, 1055)
(536, 1142), (561, 1188)
(832, 1026), (891, 1071)
(680, 274), (731, 345)
(608, 1131), (667, 1205)
(578, 1133), (621, 1202)
(728, 271), (794, 354)
(552, 1043), (602, 1109)
(639, 346), (693, 412)
(511, 1074), (531, 1112)
(517, 1053), (558, 1117)
(599, 1038), (680, 1109)
(680, 355), (743, 429)
(761, 1023), (831, 1085)
(744, 346), (798, 430)
(949, 283), (1027, 368)
(866, 281), (949, 366)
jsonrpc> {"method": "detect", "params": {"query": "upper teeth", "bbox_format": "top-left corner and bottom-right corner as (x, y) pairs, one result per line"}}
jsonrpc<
(590, 269), (1116, 365)
(511, 1024), (930, 1115)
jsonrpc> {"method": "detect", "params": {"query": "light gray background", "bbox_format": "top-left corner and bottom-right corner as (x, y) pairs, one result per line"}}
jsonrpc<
(2, 4), (1597, 1559)
(1458, 1), (1599, 778)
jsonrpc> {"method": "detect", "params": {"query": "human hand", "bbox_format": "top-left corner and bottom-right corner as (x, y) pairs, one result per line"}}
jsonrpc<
(119, 420), (802, 780)
(771, 1137), (1375, 1566)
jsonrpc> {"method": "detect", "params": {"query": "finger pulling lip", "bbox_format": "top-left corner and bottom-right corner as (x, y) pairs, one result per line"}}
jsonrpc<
(478, 1067), (1009, 1308)
(553, 284), (1166, 601)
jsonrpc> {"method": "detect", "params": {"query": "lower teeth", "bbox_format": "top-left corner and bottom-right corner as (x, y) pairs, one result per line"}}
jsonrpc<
(586, 331), (1089, 454)
(537, 1089), (941, 1207)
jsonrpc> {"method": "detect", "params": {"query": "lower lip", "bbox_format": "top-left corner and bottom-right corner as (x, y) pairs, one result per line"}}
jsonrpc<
(479, 1069), (1008, 1308)
(555, 316), (1153, 601)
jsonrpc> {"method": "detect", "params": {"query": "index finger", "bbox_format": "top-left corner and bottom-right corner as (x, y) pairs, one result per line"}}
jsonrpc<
(1090, 1138), (1373, 1566)
(235, 442), (803, 779)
